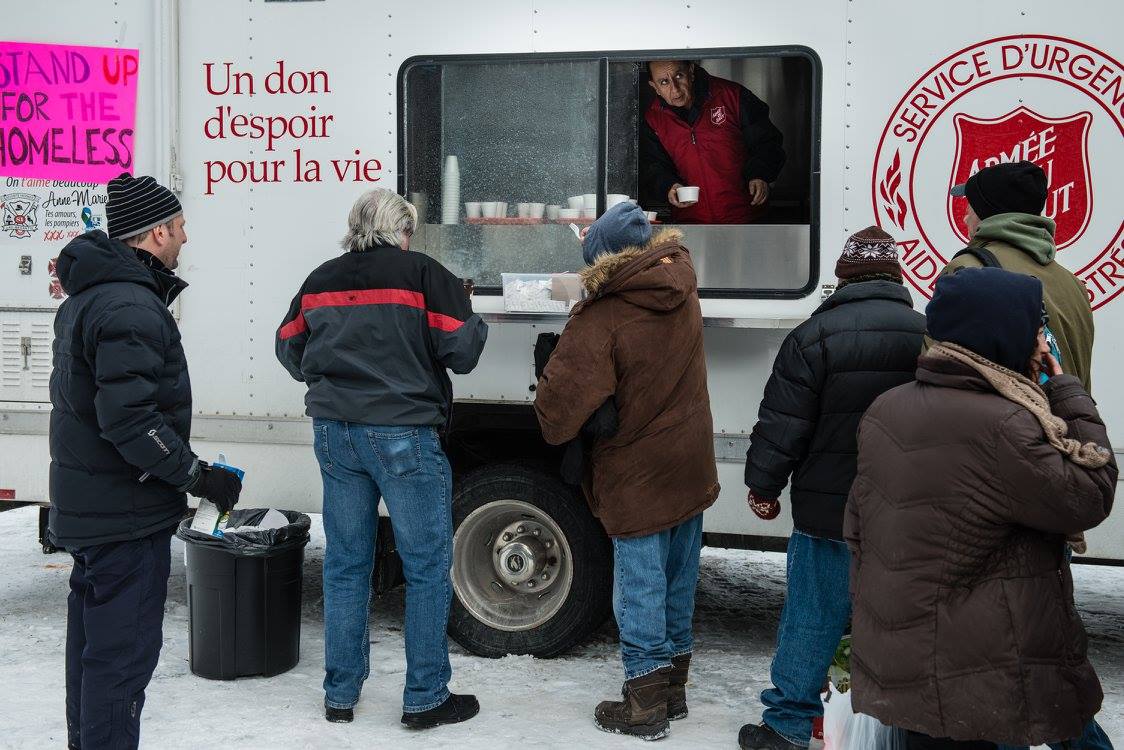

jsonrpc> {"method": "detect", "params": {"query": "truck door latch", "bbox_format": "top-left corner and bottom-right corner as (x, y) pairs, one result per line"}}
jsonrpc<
(20, 337), (32, 370)
(18, 256), (32, 275)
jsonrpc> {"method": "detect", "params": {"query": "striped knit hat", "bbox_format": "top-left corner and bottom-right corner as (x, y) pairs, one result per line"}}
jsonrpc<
(835, 226), (902, 281)
(106, 172), (183, 240)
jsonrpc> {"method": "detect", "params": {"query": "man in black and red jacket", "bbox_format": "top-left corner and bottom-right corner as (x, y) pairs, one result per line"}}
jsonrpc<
(642, 60), (786, 224)
(276, 189), (487, 730)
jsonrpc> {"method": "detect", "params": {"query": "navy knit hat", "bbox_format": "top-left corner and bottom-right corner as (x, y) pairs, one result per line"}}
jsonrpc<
(582, 202), (652, 265)
(106, 172), (183, 240)
(950, 161), (1048, 220)
(926, 267), (1043, 373)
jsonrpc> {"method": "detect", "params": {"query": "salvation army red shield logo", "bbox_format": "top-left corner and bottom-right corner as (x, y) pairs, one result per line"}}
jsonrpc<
(948, 107), (1092, 249)
(710, 106), (727, 126)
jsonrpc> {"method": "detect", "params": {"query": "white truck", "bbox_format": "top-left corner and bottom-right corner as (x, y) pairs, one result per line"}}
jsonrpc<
(2, 0), (1121, 658)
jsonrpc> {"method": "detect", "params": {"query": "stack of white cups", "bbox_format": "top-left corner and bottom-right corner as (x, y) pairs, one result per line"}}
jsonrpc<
(441, 155), (460, 224)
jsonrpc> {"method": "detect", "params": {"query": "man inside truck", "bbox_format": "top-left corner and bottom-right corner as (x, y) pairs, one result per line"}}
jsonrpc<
(641, 59), (786, 224)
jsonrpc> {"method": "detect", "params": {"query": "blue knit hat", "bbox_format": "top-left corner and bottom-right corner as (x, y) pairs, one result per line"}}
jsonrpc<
(926, 267), (1043, 373)
(582, 202), (652, 265)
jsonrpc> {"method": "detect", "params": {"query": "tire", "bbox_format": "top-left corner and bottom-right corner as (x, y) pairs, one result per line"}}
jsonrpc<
(449, 463), (612, 658)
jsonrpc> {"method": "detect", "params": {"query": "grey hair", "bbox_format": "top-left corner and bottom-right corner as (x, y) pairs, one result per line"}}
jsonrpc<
(341, 189), (417, 252)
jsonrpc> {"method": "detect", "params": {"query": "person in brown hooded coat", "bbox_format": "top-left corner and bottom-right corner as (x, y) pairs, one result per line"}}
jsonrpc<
(534, 201), (719, 741)
(845, 267), (1116, 749)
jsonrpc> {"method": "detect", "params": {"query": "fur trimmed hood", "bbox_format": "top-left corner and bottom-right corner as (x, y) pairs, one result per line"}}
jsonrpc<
(577, 228), (694, 312)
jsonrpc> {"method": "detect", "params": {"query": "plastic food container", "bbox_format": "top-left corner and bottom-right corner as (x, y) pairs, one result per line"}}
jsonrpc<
(502, 273), (584, 313)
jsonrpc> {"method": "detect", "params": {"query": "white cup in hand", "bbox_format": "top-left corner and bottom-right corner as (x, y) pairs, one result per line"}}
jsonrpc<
(675, 186), (700, 204)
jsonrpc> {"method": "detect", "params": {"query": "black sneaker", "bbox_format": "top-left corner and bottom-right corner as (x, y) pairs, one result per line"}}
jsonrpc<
(401, 693), (480, 730)
(324, 703), (354, 723)
(738, 723), (802, 750)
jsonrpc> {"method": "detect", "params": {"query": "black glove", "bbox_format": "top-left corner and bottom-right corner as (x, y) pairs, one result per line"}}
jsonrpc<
(581, 397), (619, 439)
(560, 398), (619, 487)
(185, 462), (242, 514)
(560, 440), (586, 486)
(534, 333), (561, 380)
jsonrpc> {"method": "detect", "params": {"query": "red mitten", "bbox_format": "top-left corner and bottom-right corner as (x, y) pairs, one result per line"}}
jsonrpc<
(748, 490), (781, 521)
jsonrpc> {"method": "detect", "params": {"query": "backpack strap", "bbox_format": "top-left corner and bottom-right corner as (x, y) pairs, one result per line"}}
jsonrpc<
(952, 243), (1002, 269)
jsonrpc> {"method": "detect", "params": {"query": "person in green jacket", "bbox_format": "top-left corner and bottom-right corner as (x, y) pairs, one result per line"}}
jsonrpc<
(943, 160), (1094, 392)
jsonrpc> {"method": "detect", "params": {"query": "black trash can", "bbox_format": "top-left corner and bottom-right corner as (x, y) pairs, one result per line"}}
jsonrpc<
(177, 509), (311, 680)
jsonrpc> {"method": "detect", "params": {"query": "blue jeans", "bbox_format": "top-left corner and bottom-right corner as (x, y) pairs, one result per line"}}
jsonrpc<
(997, 719), (1113, 750)
(761, 531), (852, 747)
(612, 513), (704, 679)
(315, 419), (454, 713)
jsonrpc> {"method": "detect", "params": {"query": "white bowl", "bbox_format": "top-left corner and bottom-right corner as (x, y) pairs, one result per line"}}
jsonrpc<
(581, 208), (597, 219)
(528, 202), (546, 219)
(464, 202), (481, 218)
(517, 202), (531, 218)
(606, 193), (630, 208)
(676, 186), (700, 203)
(481, 201), (500, 218)
(567, 196), (584, 209)
(545, 205), (561, 220)
(581, 193), (597, 209)
(644, 211), (657, 222)
(498, 202), (509, 216)
(558, 208), (581, 219)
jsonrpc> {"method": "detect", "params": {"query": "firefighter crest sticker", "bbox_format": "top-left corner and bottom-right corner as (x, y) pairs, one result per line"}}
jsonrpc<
(710, 106), (727, 126)
(1, 193), (40, 239)
(872, 35), (1124, 310)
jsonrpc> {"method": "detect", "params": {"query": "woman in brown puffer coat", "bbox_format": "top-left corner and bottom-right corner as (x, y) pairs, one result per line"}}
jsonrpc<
(845, 267), (1116, 749)
(535, 202), (719, 742)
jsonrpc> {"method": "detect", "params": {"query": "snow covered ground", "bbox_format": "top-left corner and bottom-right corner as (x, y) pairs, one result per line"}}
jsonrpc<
(0, 504), (1120, 749)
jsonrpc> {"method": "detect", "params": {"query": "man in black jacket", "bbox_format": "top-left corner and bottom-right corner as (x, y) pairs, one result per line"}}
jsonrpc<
(277, 188), (487, 729)
(50, 173), (241, 750)
(738, 227), (926, 750)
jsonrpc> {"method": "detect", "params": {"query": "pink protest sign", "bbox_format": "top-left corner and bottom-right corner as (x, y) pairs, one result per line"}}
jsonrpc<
(0, 41), (139, 183)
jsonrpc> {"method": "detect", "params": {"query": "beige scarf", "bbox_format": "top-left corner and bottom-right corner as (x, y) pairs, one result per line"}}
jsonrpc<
(930, 341), (1111, 470)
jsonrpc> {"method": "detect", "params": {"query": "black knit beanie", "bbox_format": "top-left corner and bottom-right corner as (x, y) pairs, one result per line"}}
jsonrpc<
(106, 172), (183, 240)
(950, 161), (1048, 220)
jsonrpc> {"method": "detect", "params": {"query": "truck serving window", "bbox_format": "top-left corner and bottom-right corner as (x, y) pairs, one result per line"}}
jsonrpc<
(399, 48), (820, 299)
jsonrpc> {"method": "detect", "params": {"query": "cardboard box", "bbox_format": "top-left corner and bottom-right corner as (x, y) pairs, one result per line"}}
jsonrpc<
(550, 273), (584, 304)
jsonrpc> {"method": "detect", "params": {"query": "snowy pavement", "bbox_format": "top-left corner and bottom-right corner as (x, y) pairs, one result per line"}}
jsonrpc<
(0, 504), (1120, 749)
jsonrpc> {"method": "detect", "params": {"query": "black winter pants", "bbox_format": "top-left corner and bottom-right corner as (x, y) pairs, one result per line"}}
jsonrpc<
(65, 525), (174, 750)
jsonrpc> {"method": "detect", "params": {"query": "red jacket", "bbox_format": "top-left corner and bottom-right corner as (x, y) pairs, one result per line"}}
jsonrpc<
(644, 74), (780, 224)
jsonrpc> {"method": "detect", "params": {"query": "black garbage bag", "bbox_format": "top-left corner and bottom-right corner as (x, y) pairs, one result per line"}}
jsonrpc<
(176, 508), (310, 557)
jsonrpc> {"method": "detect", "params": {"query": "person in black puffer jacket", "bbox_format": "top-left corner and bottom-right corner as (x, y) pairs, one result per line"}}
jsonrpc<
(738, 227), (927, 750)
(49, 173), (241, 750)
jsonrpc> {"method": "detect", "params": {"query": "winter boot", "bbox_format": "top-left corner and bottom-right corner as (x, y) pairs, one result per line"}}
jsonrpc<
(667, 654), (691, 720)
(401, 693), (480, 729)
(738, 722), (803, 750)
(594, 667), (672, 741)
(324, 702), (353, 723)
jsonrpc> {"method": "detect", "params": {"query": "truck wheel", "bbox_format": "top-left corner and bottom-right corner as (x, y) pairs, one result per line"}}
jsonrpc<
(449, 463), (612, 658)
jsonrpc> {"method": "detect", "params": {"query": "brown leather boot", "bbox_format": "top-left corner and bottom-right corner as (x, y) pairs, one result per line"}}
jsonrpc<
(594, 667), (672, 741)
(667, 654), (690, 720)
